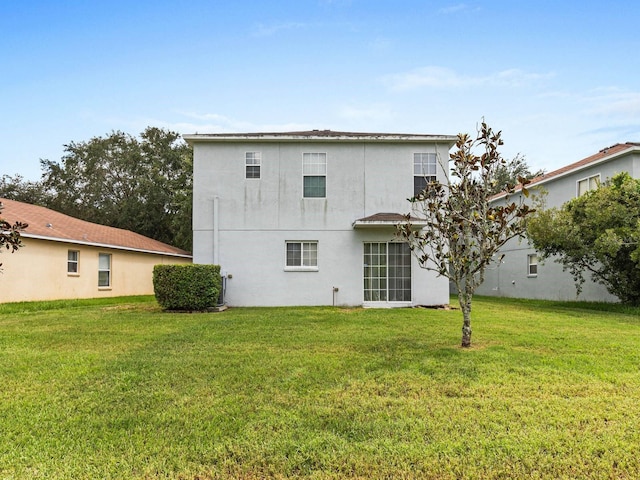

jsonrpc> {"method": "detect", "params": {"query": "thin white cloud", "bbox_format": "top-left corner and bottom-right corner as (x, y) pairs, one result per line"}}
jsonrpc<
(586, 88), (640, 117)
(338, 103), (395, 122)
(160, 113), (312, 134)
(383, 66), (555, 91)
(252, 22), (309, 37)
(438, 3), (480, 14)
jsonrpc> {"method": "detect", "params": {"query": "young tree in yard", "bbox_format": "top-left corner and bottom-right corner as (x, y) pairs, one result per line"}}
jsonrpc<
(397, 122), (535, 347)
(0, 202), (28, 269)
(528, 172), (640, 305)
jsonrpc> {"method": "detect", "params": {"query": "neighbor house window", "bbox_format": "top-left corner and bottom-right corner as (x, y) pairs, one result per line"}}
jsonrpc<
(245, 152), (261, 179)
(413, 153), (437, 196)
(98, 253), (111, 287)
(527, 254), (538, 277)
(363, 242), (411, 302)
(303, 153), (326, 198)
(577, 174), (600, 196)
(67, 250), (79, 274)
(285, 241), (318, 270)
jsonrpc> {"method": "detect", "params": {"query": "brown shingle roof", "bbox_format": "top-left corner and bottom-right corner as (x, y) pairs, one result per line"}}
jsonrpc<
(528, 142), (640, 186)
(0, 198), (191, 257)
(491, 142), (640, 200)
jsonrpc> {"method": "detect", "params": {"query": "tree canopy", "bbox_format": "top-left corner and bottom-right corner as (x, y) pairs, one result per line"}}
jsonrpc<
(0, 127), (193, 252)
(487, 153), (544, 196)
(397, 122), (535, 347)
(528, 172), (640, 305)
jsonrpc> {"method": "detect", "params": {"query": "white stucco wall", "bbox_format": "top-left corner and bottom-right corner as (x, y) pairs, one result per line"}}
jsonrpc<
(191, 136), (454, 307)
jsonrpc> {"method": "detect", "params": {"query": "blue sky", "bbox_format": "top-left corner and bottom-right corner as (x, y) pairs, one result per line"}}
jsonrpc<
(2, 1), (640, 180)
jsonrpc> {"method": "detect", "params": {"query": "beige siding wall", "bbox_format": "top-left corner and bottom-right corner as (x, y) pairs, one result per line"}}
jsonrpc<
(0, 238), (191, 303)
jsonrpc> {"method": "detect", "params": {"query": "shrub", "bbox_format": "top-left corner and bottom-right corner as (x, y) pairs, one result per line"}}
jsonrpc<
(153, 264), (221, 311)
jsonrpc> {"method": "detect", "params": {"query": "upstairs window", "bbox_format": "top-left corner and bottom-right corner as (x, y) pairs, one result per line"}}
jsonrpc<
(98, 253), (111, 287)
(413, 153), (437, 196)
(245, 152), (261, 179)
(67, 250), (79, 274)
(303, 153), (327, 198)
(577, 174), (599, 196)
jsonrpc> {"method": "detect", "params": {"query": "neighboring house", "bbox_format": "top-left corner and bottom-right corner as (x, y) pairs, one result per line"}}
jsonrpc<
(0, 198), (192, 303)
(476, 142), (640, 302)
(184, 130), (457, 307)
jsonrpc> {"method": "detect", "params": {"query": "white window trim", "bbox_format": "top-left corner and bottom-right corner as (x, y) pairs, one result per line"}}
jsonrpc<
(413, 152), (437, 196)
(67, 250), (80, 276)
(98, 253), (112, 288)
(245, 151), (261, 179)
(284, 241), (319, 272)
(302, 152), (327, 198)
(527, 253), (538, 277)
(576, 173), (600, 197)
(363, 241), (412, 304)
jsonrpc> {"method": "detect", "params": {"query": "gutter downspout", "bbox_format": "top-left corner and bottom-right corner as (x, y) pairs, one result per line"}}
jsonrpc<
(213, 196), (220, 265)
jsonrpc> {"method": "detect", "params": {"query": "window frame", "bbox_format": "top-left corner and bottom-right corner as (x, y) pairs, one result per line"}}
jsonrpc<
(67, 250), (79, 275)
(413, 152), (437, 196)
(284, 241), (319, 271)
(527, 253), (538, 277)
(245, 151), (261, 179)
(302, 152), (327, 198)
(576, 173), (600, 197)
(363, 242), (412, 303)
(98, 253), (112, 288)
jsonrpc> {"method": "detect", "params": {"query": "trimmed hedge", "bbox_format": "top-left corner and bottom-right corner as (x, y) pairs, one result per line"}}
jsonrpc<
(153, 264), (221, 311)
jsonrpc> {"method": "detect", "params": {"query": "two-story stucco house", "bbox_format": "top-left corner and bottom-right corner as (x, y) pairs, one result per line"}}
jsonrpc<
(476, 142), (640, 302)
(185, 130), (457, 307)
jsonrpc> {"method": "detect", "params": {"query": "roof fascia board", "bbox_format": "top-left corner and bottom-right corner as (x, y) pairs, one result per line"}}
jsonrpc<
(491, 145), (640, 201)
(21, 233), (192, 258)
(183, 133), (458, 144)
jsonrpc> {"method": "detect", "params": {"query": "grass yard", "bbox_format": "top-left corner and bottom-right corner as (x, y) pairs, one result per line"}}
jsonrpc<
(1, 296), (640, 479)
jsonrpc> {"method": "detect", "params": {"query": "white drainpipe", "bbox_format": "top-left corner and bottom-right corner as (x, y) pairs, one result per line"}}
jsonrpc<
(213, 196), (220, 265)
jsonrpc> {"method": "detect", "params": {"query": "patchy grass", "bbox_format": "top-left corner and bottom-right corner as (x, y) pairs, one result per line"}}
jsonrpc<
(0, 295), (639, 479)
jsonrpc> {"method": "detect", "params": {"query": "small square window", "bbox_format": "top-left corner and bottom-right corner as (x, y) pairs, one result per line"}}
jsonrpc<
(527, 254), (538, 276)
(285, 241), (318, 270)
(245, 152), (261, 179)
(67, 250), (79, 274)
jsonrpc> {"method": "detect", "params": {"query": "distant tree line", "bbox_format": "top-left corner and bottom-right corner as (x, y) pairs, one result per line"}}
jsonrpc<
(0, 127), (193, 252)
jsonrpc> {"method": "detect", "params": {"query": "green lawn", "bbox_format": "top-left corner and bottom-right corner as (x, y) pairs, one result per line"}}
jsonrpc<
(1, 296), (639, 479)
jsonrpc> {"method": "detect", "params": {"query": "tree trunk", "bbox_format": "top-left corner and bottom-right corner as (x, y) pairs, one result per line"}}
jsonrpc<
(458, 291), (472, 348)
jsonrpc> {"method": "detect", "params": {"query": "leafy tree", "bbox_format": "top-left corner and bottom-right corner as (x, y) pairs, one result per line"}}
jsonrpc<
(397, 122), (535, 347)
(0, 128), (193, 252)
(0, 174), (52, 205)
(528, 172), (640, 305)
(0, 202), (28, 269)
(488, 154), (544, 195)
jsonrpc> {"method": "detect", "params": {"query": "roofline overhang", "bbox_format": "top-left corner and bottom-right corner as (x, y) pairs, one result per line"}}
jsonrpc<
(351, 220), (428, 229)
(21, 233), (192, 258)
(491, 144), (640, 202)
(183, 133), (458, 145)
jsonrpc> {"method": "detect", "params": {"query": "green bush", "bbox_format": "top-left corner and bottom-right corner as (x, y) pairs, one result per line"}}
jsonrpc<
(153, 264), (221, 311)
